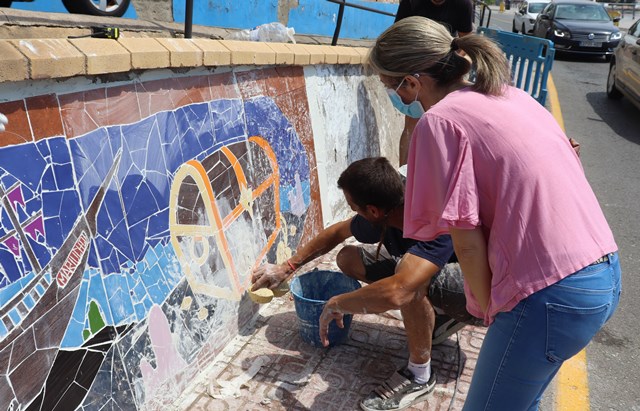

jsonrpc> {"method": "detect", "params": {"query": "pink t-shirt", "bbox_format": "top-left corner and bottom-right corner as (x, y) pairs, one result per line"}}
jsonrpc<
(404, 86), (617, 324)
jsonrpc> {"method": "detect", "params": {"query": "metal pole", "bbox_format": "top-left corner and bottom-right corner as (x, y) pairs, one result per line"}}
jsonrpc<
(185, 0), (194, 38)
(332, 1), (346, 46)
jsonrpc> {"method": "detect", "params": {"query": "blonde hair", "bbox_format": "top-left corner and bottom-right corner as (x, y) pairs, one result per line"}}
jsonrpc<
(368, 16), (510, 96)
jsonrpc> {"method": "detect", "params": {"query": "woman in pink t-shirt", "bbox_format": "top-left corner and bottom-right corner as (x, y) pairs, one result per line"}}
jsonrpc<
(367, 16), (621, 411)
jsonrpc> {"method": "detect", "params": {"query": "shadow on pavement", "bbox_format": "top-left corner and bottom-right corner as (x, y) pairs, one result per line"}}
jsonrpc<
(586, 91), (640, 145)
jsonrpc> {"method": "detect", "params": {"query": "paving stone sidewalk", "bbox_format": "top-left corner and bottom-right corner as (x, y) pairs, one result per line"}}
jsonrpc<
(173, 246), (487, 411)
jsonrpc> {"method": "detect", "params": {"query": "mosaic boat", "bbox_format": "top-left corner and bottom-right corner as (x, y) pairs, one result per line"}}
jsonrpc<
(0, 152), (122, 409)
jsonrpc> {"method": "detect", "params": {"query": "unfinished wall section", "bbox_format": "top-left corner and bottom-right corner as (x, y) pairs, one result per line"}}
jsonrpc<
(0, 37), (402, 410)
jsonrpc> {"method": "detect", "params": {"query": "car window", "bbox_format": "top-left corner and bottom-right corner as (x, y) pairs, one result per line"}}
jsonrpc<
(544, 3), (556, 17)
(528, 3), (548, 13)
(555, 4), (609, 20)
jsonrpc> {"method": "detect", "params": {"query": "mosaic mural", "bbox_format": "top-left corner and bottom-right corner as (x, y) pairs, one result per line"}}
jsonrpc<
(0, 66), (322, 410)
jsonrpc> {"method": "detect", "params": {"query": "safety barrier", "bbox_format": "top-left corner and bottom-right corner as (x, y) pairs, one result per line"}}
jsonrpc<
(478, 27), (555, 105)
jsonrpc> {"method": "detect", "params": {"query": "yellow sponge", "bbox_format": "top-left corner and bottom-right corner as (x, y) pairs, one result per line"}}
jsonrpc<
(248, 281), (290, 304)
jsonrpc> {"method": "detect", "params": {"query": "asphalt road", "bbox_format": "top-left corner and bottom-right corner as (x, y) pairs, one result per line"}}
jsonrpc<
(488, 9), (640, 410)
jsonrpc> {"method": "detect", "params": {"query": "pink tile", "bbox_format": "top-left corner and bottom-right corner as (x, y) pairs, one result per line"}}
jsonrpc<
(177, 75), (212, 104)
(209, 71), (241, 100)
(106, 84), (141, 126)
(59, 88), (107, 138)
(135, 79), (175, 119)
(0, 99), (31, 147)
(25, 94), (64, 141)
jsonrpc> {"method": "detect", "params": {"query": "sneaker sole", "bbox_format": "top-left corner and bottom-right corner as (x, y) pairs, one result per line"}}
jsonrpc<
(432, 321), (467, 345)
(359, 371), (436, 411)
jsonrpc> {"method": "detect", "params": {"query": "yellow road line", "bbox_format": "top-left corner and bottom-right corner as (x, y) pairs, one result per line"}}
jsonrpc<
(547, 74), (591, 411)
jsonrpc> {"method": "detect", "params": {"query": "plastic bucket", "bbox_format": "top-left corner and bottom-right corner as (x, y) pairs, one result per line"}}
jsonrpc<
(290, 270), (361, 347)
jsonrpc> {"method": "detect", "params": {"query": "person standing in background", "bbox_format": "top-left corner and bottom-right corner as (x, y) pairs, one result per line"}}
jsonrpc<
(393, 0), (474, 165)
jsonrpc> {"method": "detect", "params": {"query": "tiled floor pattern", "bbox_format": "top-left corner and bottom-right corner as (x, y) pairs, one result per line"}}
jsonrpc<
(174, 249), (487, 411)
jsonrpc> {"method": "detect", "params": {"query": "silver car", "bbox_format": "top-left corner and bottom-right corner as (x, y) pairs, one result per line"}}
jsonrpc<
(607, 18), (640, 110)
(514, 0), (551, 34)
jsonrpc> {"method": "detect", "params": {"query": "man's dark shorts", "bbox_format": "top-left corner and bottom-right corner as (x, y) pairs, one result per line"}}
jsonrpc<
(359, 245), (482, 325)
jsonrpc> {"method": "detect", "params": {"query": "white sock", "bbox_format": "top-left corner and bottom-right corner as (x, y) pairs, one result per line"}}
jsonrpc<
(407, 360), (431, 384)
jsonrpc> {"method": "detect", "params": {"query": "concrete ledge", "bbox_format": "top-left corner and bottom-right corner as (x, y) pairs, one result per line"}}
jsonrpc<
(70, 38), (132, 75)
(156, 38), (203, 68)
(0, 37), (370, 83)
(118, 37), (170, 70)
(0, 42), (28, 82)
(12, 38), (85, 79)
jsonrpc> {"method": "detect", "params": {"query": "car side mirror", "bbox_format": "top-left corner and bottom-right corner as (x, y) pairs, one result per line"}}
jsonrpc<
(613, 17), (621, 23)
(539, 14), (550, 20)
(636, 38), (640, 46)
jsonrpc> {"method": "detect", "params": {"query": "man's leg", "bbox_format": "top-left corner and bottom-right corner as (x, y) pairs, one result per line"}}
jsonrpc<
(336, 244), (398, 284)
(429, 262), (483, 345)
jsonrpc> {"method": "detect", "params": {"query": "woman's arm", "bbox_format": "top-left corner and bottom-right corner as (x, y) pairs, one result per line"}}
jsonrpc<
(448, 226), (492, 313)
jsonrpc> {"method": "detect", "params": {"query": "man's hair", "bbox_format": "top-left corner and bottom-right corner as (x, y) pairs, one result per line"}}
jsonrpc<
(337, 157), (404, 211)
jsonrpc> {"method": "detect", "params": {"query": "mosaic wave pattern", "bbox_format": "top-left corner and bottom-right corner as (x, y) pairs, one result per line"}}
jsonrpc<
(0, 67), (322, 410)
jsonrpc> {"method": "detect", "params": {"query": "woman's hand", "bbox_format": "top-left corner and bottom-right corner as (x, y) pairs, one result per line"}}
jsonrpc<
(250, 263), (290, 291)
(319, 297), (345, 347)
(569, 137), (580, 157)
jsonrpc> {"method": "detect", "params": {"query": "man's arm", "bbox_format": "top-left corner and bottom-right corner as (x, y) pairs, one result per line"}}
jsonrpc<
(251, 218), (353, 290)
(448, 226), (491, 313)
(319, 253), (440, 346)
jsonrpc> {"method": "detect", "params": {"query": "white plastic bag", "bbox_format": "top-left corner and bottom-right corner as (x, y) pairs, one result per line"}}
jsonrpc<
(229, 22), (296, 43)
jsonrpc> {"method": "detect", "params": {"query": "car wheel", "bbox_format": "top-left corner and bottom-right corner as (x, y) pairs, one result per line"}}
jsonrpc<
(513, 20), (518, 33)
(0, 1), (12, 7)
(606, 60), (623, 100)
(62, 0), (130, 17)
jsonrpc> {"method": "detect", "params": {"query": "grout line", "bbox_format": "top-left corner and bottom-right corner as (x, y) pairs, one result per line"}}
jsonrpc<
(547, 73), (591, 411)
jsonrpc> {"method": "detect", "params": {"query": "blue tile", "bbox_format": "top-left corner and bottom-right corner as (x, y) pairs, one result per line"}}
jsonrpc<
(147, 209), (168, 242)
(87, 243), (98, 270)
(53, 163), (75, 190)
(8, 308), (21, 325)
(59, 190), (82, 235)
(0, 142), (47, 192)
(104, 274), (135, 324)
(210, 99), (246, 146)
(35, 282), (45, 296)
(123, 179), (159, 226)
(0, 272), (34, 303)
(36, 139), (51, 159)
(106, 219), (134, 262)
(43, 216), (63, 249)
(87, 269), (113, 324)
(23, 292), (35, 309)
(245, 97), (310, 187)
(61, 270), (91, 348)
(128, 221), (148, 261)
(107, 125), (123, 159)
(0, 249), (22, 283)
(49, 137), (71, 164)
(134, 302), (146, 321)
(41, 166), (57, 191)
(70, 129), (110, 210)
(27, 238), (52, 270)
(0, 321), (7, 338)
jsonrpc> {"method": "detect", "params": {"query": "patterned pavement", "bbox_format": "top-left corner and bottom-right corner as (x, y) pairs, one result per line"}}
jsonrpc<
(173, 247), (487, 411)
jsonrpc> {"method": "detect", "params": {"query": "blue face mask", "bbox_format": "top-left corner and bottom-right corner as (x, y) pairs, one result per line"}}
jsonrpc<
(386, 77), (425, 118)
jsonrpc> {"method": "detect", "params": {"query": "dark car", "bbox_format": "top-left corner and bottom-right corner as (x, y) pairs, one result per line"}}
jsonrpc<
(0, 0), (130, 17)
(532, 0), (622, 59)
(607, 18), (640, 110)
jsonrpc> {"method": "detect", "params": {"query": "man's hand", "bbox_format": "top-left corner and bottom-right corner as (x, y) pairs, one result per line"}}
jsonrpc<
(251, 263), (290, 291)
(0, 113), (8, 132)
(319, 297), (345, 347)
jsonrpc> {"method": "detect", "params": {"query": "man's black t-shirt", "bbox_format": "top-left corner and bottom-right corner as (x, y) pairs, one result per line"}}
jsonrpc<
(350, 215), (455, 268)
(395, 0), (474, 36)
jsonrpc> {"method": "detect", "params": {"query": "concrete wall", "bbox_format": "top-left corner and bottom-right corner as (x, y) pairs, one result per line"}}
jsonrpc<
(0, 38), (402, 410)
(171, 0), (398, 39)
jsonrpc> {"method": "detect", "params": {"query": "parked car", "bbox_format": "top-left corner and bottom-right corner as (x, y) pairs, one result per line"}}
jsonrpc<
(0, 0), (130, 17)
(607, 19), (640, 110)
(532, 0), (622, 59)
(513, 0), (550, 34)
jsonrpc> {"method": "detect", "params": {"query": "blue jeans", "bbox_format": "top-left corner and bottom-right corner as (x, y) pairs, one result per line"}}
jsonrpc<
(463, 252), (622, 411)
